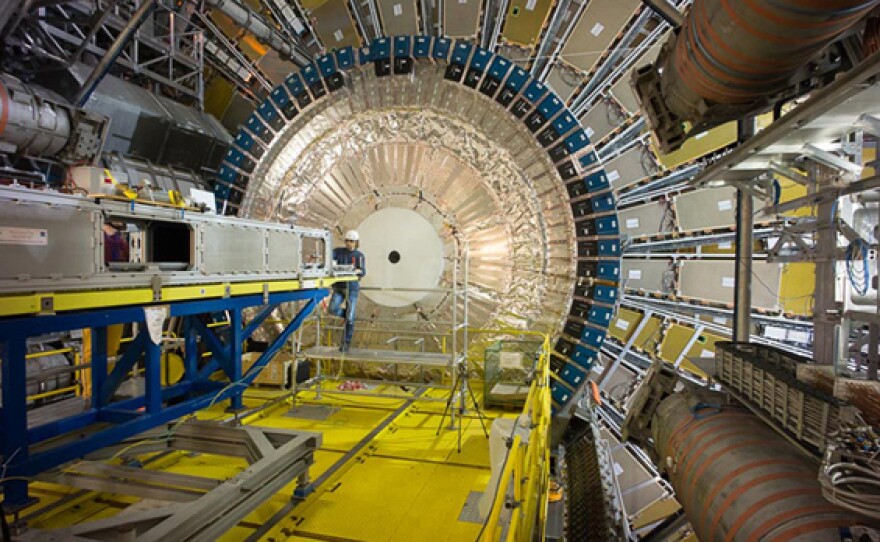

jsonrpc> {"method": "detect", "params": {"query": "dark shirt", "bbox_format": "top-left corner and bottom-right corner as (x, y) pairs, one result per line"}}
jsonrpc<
(104, 232), (129, 264)
(332, 247), (365, 292)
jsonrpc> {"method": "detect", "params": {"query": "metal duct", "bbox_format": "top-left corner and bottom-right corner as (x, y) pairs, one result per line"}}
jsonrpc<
(205, 0), (309, 67)
(653, 393), (868, 541)
(635, 0), (879, 152)
(61, 63), (231, 171)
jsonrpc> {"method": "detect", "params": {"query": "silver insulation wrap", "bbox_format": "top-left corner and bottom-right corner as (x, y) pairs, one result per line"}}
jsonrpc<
(241, 66), (578, 358)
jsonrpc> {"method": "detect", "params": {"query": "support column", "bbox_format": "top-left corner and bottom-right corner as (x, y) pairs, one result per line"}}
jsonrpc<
(228, 309), (244, 411)
(813, 166), (839, 365)
(92, 326), (108, 409)
(733, 118), (755, 343)
(1, 338), (31, 509)
(144, 335), (162, 414)
(183, 317), (199, 384)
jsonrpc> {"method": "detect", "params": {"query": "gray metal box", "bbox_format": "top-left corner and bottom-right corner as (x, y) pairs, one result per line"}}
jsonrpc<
(679, 260), (781, 309)
(621, 260), (673, 293)
(0, 200), (98, 281)
(604, 147), (653, 191)
(200, 224), (265, 274)
(619, 203), (668, 239)
(267, 230), (300, 273)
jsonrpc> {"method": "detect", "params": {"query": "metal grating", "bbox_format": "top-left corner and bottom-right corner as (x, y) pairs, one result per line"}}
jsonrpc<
(457, 490), (485, 523)
(715, 342), (856, 457)
(564, 413), (626, 541)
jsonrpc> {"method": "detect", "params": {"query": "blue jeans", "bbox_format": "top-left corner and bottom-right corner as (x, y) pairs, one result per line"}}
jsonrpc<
(329, 288), (358, 345)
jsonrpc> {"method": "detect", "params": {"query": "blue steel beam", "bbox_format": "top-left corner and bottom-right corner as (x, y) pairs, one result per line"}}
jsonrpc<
(0, 288), (328, 508)
(100, 331), (148, 406)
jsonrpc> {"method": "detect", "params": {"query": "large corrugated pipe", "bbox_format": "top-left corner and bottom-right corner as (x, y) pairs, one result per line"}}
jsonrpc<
(663, 0), (878, 112)
(653, 393), (870, 542)
(636, 0), (879, 152)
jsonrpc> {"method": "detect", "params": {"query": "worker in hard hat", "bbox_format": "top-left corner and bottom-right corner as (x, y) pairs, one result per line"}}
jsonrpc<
(329, 230), (366, 352)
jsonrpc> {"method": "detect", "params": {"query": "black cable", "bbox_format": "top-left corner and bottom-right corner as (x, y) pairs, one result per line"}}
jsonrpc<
(473, 421), (520, 542)
(1, 506), (10, 542)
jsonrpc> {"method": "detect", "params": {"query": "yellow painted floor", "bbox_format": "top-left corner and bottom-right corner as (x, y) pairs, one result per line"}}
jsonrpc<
(21, 383), (518, 541)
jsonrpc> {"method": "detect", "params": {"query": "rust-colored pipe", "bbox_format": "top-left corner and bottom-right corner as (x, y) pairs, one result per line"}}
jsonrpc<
(653, 394), (869, 542)
(637, 0), (879, 152)
(664, 0), (877, 112)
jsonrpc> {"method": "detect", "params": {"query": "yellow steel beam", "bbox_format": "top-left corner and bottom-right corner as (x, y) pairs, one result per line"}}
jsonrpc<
(0, 277), (355, 318)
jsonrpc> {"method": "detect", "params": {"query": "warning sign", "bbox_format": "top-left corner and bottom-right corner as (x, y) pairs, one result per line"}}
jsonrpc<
(0, 227), (48, 246)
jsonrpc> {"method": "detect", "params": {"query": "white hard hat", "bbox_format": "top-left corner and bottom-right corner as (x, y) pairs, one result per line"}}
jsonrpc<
(344, 230), (359, 241)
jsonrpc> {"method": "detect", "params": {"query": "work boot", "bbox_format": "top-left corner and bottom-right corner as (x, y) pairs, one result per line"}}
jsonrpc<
(339, 342), (350, 353)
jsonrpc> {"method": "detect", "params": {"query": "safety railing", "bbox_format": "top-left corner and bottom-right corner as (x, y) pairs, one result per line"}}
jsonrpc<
(24, 347), (83, 404)
(477, 329), (552, 542)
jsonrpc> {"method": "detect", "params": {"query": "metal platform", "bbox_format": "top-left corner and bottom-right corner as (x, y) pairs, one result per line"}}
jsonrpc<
(301, 346), (453, 367)
(19, 422), (320, 542)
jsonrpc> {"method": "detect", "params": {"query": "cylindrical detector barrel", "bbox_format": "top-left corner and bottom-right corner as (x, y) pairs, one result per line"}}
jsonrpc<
(653, 393), (867, 542)
(0, 73), (71, 157)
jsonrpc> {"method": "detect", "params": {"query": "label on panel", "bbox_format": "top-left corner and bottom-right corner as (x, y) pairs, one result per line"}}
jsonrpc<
(333, 29), (344, 42)
(585, 126), (595, 137)
(613, 462), (624, 476)
(717, 241), (732, 249)
(590, 23), (605, 36)
(628, 269), (642, 280)
(393, 3), (403, 15)
(607, 169), (620, 182)
(717, 199), (733, 211)
(625, 218), (640, 229)
(721, 276), (735, 288)
(0, 227), (48, 246)
(701, 349), (715, 358)
(713, 316), (727, 324)
(615, 319), (630, 331)
(526, 0), (537, 9)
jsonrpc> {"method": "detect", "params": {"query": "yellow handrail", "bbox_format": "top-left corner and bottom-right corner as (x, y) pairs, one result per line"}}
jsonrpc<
(27, 385), (78, 402)
(476, 328), (552, 542)
(25, 347), (74, 359)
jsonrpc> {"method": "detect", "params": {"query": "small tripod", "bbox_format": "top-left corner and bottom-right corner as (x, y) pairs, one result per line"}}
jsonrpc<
(436, 358), (489, 452)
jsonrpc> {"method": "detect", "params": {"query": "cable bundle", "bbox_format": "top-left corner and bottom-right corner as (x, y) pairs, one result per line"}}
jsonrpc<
(820, 424), (880, 520)
(845, 238), (871, 296)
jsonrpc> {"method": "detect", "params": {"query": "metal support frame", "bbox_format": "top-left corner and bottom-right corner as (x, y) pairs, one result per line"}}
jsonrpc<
(13, 0), (206, 105)
(640, 0), (683, 29)
(24, 423), (320, 541)
(620, 295), (814, 357)
(481, 0), (509, 51)
(673, 324), (705, 368)
(569, 7), (664, 116)
(529, 0), (577, 80)
(598, 309), (653, 389)
(74, 0), (157, 106)
(347, 0), (374, 44)
(205, 0), (310, 66)
(418, 0), (433, 35)
(195, 10), (274, 94)
(0, 287), (327, 510)
(597, 117), (647, 159)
